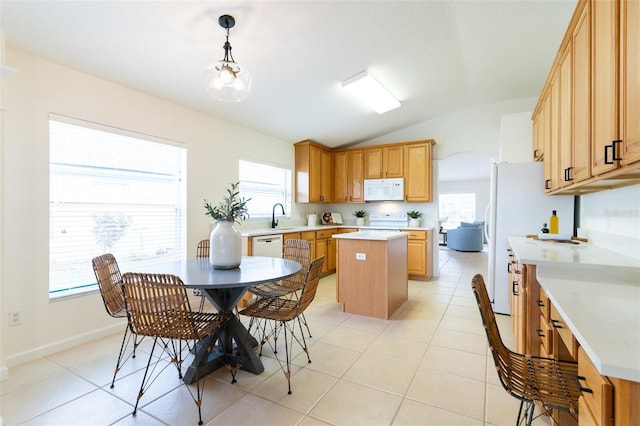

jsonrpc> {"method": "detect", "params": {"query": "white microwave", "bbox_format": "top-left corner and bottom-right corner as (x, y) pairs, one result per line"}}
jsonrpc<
(363, 178), (404, 201)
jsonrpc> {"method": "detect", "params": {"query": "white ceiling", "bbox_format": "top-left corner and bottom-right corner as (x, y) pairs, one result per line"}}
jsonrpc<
(1, 0), (576, 151)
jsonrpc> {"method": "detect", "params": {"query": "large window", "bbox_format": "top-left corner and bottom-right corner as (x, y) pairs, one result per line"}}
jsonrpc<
(439, 192), (476, 229)
(49, 115), (187, 298)
(239, 159), (291, 219)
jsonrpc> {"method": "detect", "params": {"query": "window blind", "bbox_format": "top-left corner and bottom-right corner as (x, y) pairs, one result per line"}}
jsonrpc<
(49, 116), (187, 298)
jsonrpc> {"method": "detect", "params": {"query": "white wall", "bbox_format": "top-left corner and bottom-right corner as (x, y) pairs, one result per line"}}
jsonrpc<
(0, 48), (301, 369)
(579, 184), (640, 260)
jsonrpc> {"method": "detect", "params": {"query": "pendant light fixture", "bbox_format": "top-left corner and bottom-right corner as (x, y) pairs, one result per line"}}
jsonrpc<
(205, 15), (251, 102)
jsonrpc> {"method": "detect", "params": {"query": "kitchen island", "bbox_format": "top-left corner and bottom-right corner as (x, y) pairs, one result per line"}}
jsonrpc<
(334, 230), (408, 319)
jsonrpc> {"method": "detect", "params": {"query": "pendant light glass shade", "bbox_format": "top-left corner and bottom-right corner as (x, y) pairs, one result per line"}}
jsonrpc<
(206, 60), (251, 102)
(206, 15), (251, 102)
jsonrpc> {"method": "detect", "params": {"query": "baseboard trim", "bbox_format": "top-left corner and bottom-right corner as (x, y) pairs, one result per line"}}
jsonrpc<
(4, 323), (123, 369)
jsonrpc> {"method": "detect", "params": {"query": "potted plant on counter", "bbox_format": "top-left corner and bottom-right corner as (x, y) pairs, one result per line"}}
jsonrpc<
(353, 209), (367, 226)
(204, 182), (251, 269)
(407, 210), (422, 227)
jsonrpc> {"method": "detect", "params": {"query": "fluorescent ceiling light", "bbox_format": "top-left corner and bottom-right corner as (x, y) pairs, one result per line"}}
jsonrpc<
(342, 71), (400, 114)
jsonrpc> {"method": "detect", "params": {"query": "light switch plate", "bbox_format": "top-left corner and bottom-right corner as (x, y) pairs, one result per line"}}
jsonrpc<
(356, 253), (366, 260)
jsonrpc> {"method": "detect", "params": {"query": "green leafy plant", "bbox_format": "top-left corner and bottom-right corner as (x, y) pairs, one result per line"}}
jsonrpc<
(353, 209), (367, 218)
(407, 210), (422, 219)
(204, 182), (251, 224)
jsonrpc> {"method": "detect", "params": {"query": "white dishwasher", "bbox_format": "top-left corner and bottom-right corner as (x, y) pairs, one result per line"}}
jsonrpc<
(251, 234), (283, 258)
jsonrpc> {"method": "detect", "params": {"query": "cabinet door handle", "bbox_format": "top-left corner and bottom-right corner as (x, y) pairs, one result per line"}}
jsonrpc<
(564, 167), (573, 182)
(605, 144), (614, 164)
(512, 281), (519, 296)
(514, 269), (521, 275)
(613, 139), (622, 161)
(533, 149), (539, 160)
(536, 329), (545, 337)
(507, 262), (512, 273)
(545, 179), (551, 190)
(575, 376), (593, 394)
(551, 319), (563, 329)
(537, 300), (545, 307)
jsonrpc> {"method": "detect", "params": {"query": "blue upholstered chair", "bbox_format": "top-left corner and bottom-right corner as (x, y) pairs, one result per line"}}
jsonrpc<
(446, 221), (484, 252)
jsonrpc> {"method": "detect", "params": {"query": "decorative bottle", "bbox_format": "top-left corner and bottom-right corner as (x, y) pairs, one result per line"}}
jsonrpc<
(549, 210), (559, 234)
(541, 223), (549, 233)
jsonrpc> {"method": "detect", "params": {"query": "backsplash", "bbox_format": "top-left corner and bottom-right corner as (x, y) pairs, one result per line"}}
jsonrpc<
(578, 184), (640, 260)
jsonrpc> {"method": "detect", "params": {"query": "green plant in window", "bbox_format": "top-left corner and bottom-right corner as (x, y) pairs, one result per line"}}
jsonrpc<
(203, 182), (251, 224)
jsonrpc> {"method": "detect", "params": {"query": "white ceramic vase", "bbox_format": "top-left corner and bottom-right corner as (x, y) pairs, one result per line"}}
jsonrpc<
(209, 220), (242, 269)
(409, 218), (420, 227)
(356, 217), (365, 226)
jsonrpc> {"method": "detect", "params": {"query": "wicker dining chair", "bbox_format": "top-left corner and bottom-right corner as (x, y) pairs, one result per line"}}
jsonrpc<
(91, 253), (141, 388)
(194, 239), (210, 312)
(239, 255), (325, 395)
(247, 239), (314, 339)
(121, 272), (230, 426)
(471, 274), (580, 425)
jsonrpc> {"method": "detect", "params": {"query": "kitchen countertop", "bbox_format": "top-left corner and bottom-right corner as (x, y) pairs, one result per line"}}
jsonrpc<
(333, 230), (408, 241)
(508, 236), (640, 382)
(240, 225), (433, 238)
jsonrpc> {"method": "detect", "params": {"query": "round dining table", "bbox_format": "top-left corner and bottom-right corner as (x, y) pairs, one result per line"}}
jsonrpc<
(140, 256), (302, 384)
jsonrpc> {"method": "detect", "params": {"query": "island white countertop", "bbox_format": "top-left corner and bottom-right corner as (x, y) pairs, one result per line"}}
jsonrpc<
(508, 236), (640, 382)
(333, 230), (409, 241)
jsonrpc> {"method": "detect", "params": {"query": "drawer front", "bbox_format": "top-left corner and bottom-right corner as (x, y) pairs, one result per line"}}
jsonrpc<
(537, 314), (552, 355)
(282, 232), (301, 243)
(577, 347), (613, 426)
(315, 229), (334, 239)
(300, 231), (316, 241)
(538, 287), (550, 320)
(578, 396), (599, 426)
(550, 303), (577, 359)
(404, 230), (426, 240)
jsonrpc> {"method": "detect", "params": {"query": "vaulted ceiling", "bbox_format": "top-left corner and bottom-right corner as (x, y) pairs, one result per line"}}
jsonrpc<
(2, 0), (576, 149)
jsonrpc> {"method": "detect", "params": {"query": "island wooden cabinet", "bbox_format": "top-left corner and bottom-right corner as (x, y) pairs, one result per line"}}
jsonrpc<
(294, 140), (333, 203)
(364, 145), (403, 179)
(334, 149), (364, 203)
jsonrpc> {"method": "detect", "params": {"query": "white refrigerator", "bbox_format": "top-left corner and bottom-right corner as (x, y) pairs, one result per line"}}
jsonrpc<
(485, 162), (574, 314)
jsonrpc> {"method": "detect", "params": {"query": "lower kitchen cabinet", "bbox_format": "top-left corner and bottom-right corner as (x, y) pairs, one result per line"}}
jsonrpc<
(402, 229), (433, 280)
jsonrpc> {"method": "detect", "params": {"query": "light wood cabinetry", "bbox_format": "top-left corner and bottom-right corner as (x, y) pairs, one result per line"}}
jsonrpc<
(300, 230), (316, 260)
(295, 139), (435, 204)
(364, 145), (403, 179)
(508, 250), (528, 353)
(404, 142), (433, 202)
(315, 229), (338, 274)
(402, 229), (432, 281)
(534, 0), (640, 195)
(578, 346), (614, 426)
(294, 140), (333, 203)
(334, 149), (364, 203)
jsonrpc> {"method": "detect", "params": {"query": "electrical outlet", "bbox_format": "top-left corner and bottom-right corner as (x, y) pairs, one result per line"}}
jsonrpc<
(356, 253), (366, 260)
(8, 311), (21, 326)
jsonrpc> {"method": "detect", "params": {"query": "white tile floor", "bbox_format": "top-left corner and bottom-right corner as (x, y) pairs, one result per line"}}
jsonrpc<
(1, 249), (553, 426)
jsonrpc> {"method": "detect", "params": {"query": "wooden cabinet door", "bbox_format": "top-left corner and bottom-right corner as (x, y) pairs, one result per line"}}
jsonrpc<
(549, 68), (563, 191)
(620, 0), (640, 165)
(571, 3), (592, 184)
(365, 147), (384, 178)
(405, 143), (432, 202)
(542, 93), (554, 191)
(320, 149), (333, 202)
(308, 144), (323, 202)
(327, 237), (337, 271)
(348, 149), (365, 202)
(316, 238), (328, 273)
(384, 145), (404, 178)
(407, 239), (426, 276)
(559, 46), (573, 189)
(333, 151), (348, 203)
(591, 0), (619, 175)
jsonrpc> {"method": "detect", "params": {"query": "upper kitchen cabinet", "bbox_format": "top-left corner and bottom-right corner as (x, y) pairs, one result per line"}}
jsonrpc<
(294, 140), (333, 203)
(533, 0), (640, 195)
(364, 145), (403, 179)
(404, 141), (435, 202)
(334, 149), (364, 203)
(619, 0), (640, 165)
